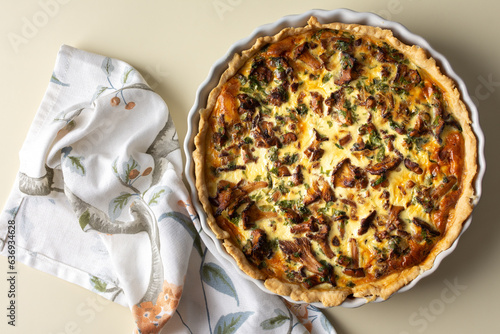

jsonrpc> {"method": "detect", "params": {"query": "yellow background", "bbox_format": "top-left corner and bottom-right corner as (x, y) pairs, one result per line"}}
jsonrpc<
(0, 0), (498, 333)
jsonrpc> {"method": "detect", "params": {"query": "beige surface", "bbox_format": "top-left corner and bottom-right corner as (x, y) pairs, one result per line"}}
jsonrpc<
(0, 0), (497, 333)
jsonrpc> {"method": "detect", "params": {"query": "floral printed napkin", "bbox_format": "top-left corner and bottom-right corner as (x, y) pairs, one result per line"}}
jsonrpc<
(0, 45), (336, 334)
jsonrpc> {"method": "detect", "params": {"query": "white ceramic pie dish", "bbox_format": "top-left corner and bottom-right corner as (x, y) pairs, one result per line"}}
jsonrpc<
(183, 8), (485, 308)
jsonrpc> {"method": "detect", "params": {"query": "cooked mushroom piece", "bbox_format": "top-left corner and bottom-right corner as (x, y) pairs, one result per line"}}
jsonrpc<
(296, 42), (323, 70)
(409, 114), (429, 137)
(237, 93), (260, 116)
(251, 116), (281, 148)
(431, 175), (458, 201)
(304, 129), (328, 162)
(246, 229), (272, 262)
(366, 154), (403, 175)
(249, 59), (273, 84)
(324, 87), (354, 125)
(303, 180), (321, 206)
(412, 217), (440, 237)
(291, 165), (304, 186)
(282, 132), (298, 145)
(426, 86), (446, 143)
(387, 205), (405, 230)
(331, 235), (340, 247)
(215, 164), (246, 174)
(212, 180), (268, 217)
(310, 91), (324, 115)
(317, 178), (335, 203)
(349, 238), (359, 268)
(267, 86), (289, 106)
(332, 158), (368, 189)
(375, 45), (403, 64)
(343, 267), (365, 278)
(215, 216), (240, 242)
(238, 180), (268, 193)
(277, 166), (291, 177)
(414, 188), (434, 214)
(339, 133), (352, 147)
(336, 255), (351, 267)
(302, 274), (327, 289)
(358, 210), (376, 235)
(281, 207), (303, 225)
(279, 237), (324, 275)
(211, 180), (246, 216)
(404, 158), (423, 175)
(212, 114), (228, 148)
(394, 63), (421, 88)
(290, 219), (318, 234)
(241, 145), (257, 164)
(335, 52), (357, 86)
(304, 145), (323, 162)
(307, 224), (335, 259)
(241, 202), (278, 230)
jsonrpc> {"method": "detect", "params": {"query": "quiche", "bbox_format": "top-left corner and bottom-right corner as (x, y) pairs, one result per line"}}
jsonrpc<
(193, 17), (477, 306)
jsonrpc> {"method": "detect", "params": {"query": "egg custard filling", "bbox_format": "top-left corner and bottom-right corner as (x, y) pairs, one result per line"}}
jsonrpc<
(194, 17), (477, 306)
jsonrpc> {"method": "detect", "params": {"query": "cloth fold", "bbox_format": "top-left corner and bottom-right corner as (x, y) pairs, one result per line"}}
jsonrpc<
(0, 45), (335, 334)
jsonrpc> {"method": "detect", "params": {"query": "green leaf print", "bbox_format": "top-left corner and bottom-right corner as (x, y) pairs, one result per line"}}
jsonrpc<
(148, 189), (165, 205)
(159, 211), (202, 256)
(68, 156), (85, 175)
(201, 262), (239, 306)
(123, 157), (140, 183)
(101, 57), (115, 76)
(61, 147), (85, 176)
(90, 276), (108, 292)
(79, 210), (90, 230)
(91, 85), (109, 103)
(144, 186), (172, 206)
(260, 308), (290, 330)
(108, 193), (133, 221)
(121, 67), (134, 84)
(214, 312), (253, 334)
(111, 159), (119, 175)
(111, 157), (142, 194)
(50, 72), (69, 86)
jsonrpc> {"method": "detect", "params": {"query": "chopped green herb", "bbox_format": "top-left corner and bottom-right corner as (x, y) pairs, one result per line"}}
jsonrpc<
(229, 216), (240, 226)
(322, 72), (332, 84)
(243, 136), (253, 144)
(296, 103), (308, 116)
(336, 40), (351, 52)
(266, 171), (273, 188)
(282, 153), (299, 165)
(372, 175), (386, 186)
(236, 74), (247, 85)
(267, 147), (279, 162)
(376, 146), (385, 162)
(277, 200), (296, 209)
(277, 183), (289, 194)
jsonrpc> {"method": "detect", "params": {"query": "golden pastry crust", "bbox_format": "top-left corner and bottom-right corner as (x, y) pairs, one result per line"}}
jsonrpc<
(194, 17), (477, 306)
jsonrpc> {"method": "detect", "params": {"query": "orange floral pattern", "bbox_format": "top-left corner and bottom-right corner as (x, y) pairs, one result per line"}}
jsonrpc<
(284, 300), (313, 333)
(177, 199), (198, 221)
(133, 280), (183, 334)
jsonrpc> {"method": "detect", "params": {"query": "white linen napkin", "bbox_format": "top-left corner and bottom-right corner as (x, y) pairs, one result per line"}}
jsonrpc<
(0, 45), (336, 334)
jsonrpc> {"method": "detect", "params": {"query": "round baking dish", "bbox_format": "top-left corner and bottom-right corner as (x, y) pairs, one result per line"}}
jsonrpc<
(183, 8), (485, 308)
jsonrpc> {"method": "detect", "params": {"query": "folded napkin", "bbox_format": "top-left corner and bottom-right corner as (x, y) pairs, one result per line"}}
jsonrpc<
(0, 45), (336, 333)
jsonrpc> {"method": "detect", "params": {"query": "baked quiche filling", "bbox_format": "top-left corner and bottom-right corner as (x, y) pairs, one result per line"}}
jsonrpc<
(195, 18), (476, 305)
